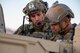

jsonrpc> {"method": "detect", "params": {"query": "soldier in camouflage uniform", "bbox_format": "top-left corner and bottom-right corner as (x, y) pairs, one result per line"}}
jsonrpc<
(45, 2), (77, 42)
(14, 1), (51, 39)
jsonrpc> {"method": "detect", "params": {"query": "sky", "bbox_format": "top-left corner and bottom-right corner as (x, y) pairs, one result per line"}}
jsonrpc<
(0, 0), (80, 32)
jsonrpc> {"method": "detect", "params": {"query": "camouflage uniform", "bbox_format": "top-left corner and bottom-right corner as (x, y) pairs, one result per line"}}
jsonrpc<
(50, 23), (77, 42)
(14, 1), (52, 40)
(14, 22), (52, 39)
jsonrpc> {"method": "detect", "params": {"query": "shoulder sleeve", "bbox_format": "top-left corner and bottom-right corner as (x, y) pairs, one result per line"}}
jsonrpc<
(14, 24), (30, 35)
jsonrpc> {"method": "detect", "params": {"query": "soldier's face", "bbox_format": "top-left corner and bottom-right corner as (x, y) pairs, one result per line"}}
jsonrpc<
(50, 23), (61, 33)
(50, 17), (69, 33)
(30, 11), (45, 26)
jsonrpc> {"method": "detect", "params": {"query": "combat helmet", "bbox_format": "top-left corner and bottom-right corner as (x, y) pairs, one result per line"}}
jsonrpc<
(46, 2), (74, 24)
(23, 1), (47, 16)
(33, 0), (48, 10)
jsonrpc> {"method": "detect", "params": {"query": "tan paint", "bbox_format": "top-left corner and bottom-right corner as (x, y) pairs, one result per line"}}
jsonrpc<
(0, 33), (59, 53)
(73, 24), (80, 53)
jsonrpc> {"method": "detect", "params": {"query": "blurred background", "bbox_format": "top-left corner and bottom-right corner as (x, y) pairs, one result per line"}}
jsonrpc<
(0, 0), (80, 34)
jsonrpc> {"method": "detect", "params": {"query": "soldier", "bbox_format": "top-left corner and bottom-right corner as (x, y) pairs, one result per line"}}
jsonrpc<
(45, 2), (77, 42)
(14, 1), (50, 39)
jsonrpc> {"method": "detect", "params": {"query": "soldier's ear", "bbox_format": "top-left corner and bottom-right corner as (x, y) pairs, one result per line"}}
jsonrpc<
(60, 18), (69, 26)
(63, 18), (70, 25)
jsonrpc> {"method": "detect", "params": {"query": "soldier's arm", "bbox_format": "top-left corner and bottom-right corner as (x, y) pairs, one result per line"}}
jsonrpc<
(14, 24), (31, 36)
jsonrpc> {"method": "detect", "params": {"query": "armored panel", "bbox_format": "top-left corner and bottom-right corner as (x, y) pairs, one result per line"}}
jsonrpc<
(73, 24), (80, 53)
(0, 33), (59, 53)
(0, 4), (6, 33)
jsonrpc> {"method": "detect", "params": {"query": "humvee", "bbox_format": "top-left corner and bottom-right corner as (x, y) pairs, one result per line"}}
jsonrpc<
(0, 3), (80, 53)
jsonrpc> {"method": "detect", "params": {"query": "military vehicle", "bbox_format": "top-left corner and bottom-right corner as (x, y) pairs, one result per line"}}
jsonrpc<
(0, 4), (6, 33)
(0, 3), (80, 53)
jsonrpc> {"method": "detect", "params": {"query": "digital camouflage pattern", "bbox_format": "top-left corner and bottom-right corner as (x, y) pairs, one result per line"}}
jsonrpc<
(14, 22), (52, 40)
